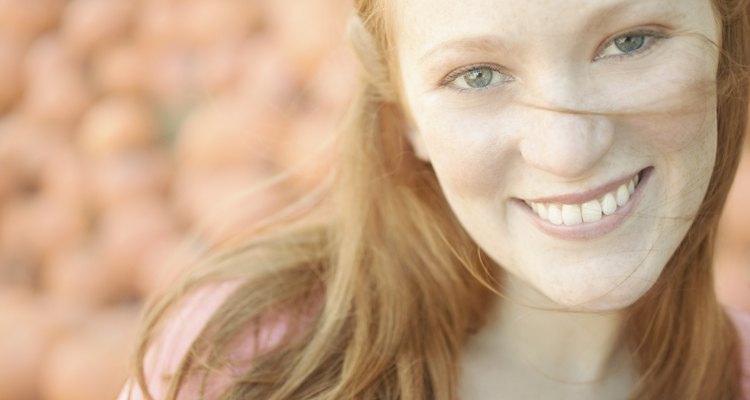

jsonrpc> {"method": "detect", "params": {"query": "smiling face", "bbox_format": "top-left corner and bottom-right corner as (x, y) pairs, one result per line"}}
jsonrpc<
(393, 0), (720, 310)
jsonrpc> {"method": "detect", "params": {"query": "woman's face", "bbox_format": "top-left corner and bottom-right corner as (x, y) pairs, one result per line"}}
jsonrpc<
(394, 0), (720, 310)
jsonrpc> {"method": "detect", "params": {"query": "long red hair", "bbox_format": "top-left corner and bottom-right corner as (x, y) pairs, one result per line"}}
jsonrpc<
(131, 0), (750, 398)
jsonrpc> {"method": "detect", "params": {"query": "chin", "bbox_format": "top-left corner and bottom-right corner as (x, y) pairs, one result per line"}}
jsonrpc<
(535, 270), (661, 313)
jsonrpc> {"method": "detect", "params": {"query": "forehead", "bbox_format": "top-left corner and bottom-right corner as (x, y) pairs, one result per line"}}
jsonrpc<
(393, 0), (714, 55)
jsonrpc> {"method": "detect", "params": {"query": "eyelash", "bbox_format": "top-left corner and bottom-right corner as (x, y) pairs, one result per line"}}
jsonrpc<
(439, 29), (669, 93)
(440, 63), (510, 93)
(594, 29), (668, 61)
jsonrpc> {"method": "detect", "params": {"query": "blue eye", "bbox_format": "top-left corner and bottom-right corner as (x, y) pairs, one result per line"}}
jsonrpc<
(444, 65), (513, 91)
(463, 67), (494, 88)
(613, 35), (645, 53)
(597, 31), (664, 59)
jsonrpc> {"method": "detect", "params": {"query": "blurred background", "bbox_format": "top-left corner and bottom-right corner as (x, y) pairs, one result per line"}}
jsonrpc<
(0, 0), (353, 399)
(0, 1), (748, 400)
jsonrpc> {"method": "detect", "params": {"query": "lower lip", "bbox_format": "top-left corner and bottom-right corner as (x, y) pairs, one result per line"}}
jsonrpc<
(515, 167), (653, 241)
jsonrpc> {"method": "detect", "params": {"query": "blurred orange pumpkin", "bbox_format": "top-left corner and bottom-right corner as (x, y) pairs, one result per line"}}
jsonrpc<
(172, 168), (290, 245)
(0, 288), (67, 400)
(175, 98), (283, 171)
(78, 96), (158, 160)
(88, 150), (172, 212)
(715, 144), (750, 313)
(38, 306), (140, 400)
(0, 38), (24, 113)
(41, 244), (126, 309)
(92, 42), (147, 96)
(97, 199), (181, 295)
(180, 0), (261, 50)
(60, 0), (134, 57)
(22, 37), (92, 126)
(0, 0), (65, 44)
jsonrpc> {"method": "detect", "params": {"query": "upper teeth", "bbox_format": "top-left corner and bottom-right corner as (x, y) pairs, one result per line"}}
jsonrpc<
(524, 174), (640, 226)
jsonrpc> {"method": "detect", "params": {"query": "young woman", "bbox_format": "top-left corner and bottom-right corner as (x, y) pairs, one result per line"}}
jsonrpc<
(120, 0), (750, 398)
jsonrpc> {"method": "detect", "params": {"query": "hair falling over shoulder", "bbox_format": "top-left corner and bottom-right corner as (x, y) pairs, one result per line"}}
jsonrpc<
(131, 0), (750, 399)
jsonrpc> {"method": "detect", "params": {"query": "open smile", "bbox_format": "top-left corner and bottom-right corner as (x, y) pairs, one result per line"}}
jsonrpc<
(516, 167), (653, 240)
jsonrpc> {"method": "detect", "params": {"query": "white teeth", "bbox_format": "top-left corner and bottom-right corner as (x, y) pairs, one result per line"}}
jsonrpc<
(601, 193), (617, 215)
(581, 200), (602, 223)
(525, 174), (641, 226)
(561, 204), (583, 226)
(537, 203), (548, 220)
(616, 185), (630, 207)
(547, 204), (563, 225)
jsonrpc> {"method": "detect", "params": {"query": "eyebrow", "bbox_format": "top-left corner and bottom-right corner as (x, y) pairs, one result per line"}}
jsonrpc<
(418, 35), (509, 64)
(417, 0), (678, 65)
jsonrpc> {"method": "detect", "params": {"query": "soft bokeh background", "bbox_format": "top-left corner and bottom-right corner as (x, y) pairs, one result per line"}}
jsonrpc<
(716, 142), (750, 314)
(0, 1), (748, 400)
(0, 0), (353, 399)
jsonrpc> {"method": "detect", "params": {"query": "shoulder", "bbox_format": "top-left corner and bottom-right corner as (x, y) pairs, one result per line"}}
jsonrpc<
(118, 281), (290, 400)
(726, 306), (750, 399)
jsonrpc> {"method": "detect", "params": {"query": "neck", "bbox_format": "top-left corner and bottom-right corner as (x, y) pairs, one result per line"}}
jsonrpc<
(467, 274), (634, 384)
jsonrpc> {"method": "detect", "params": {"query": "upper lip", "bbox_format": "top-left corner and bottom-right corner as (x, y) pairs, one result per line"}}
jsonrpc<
(521, 168), (646, 205)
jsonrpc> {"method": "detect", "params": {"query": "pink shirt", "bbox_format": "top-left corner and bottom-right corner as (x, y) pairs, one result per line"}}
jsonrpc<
(727, 306), (750, 398)
(117, 282), (288, 400)
(118, 285), (750, 399)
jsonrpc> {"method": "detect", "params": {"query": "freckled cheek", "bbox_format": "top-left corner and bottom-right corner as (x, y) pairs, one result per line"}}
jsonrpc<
(611, 63), (718, 153)
(417, 112), (518, 199)
(622, 102), (717, 155)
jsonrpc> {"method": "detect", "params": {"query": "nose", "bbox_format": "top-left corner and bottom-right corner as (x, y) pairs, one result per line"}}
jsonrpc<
(519, 109), (615, 180)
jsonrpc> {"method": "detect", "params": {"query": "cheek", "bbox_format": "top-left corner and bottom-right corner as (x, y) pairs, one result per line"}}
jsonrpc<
(413, 103), (520, 199)
(622, 96), (717, 156)
(610, 73), (718, 201)
(593, 38), (718, 154)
